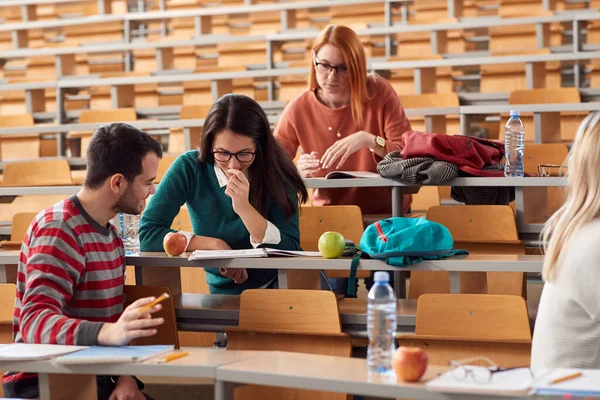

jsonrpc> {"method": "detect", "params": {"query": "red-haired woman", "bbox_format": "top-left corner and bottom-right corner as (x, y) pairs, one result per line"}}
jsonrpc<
(274, 24), (413, 215)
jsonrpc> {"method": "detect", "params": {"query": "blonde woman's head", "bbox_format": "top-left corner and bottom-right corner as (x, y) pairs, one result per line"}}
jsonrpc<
(542, 111), (600, 281)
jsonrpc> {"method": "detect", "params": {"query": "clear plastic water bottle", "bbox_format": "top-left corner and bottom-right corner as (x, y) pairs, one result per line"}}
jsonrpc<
(118, 213), (140, 255)
(367, 271), (397, 381)
(504, 110), (525, 178)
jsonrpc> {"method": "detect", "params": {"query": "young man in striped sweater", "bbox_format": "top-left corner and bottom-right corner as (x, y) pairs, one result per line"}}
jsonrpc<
(2, 123), (164, 400)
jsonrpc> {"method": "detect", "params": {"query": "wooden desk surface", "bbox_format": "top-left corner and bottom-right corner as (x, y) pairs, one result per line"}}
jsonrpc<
(0, 347), (258, 379)
(216, 351), (527, 399)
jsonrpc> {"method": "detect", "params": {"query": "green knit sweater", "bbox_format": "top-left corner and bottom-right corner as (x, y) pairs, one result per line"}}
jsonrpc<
(139, 150), (301, 295)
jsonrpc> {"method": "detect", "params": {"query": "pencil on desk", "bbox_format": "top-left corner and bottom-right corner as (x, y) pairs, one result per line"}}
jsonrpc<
(158, 351), (189, 364)
(139, 293), (169, 314)
(550, 372), (583, 385)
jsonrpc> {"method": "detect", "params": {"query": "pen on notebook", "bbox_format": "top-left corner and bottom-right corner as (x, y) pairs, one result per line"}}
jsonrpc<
(550, 372), (583, 385)
(139, 293), (169, 314)
(158, 351), (189, 364)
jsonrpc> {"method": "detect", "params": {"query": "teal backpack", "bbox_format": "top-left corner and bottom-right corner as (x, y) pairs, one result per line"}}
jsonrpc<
(348, 217), (468, 296)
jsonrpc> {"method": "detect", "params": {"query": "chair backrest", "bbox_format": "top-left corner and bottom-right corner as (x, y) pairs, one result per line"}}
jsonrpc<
(425, 205), (521, 244)
(0, 114), (34, 127)
(237, 289), (343, 334)
(78, 108), (137, 123)
(3, 159), (73, 186)
(523, 143), (569, 175)
(155, 154), (178, 183)
(124, 285), (180, 348)
(179, 105), (212, 120)
(400, 93), (460, 108)
(10, 212), (37, 242)
(299, 206), (364, 251)
(415, 294), (531, 340)
(509, 88), (581, 104)
(0, 284), (16, 344)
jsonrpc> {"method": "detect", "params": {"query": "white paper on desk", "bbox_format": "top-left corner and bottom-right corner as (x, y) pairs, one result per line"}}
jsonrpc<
(188, 248), (322, 261)
(0, 343), (88, 361)
(426, 366), (534, 394)
(532, 368), (600, 395)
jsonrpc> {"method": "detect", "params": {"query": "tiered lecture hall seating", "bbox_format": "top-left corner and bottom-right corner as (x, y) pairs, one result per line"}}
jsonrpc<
(0, 0), (596, 395)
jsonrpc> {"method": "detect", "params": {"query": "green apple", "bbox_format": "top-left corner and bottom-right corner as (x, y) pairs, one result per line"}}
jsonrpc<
(318, 231), (346, 259)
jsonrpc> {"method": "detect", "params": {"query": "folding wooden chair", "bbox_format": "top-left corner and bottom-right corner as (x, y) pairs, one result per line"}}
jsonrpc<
(409, 205), (526, 299)
(226, 289), (351, 400)
(69, 108), (137, 157)
(2, 159), (73, 187)
(480, 49), (561, 93)
(0, 114), (39, 161)
(168, 105), (212, 153)
(508, 88), (583, 143)
(398, 294), (532, 368)
(523, 143), (569, 222)
(299, 205), (366, 288)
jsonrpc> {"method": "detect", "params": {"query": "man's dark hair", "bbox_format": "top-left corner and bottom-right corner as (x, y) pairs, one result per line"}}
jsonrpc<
(84, 122), (163, 189)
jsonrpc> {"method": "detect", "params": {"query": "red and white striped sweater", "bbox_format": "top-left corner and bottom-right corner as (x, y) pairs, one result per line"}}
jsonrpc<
(2, 195), (126, 393)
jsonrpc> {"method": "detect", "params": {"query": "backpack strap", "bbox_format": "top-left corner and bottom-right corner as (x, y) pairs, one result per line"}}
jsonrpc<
(347, 251), (362, 297)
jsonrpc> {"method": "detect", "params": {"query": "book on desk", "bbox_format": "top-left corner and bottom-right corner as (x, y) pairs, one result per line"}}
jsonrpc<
(324, 171), (379, 179)
(188, 248), (322, 261)
(52, 345), (174, 365)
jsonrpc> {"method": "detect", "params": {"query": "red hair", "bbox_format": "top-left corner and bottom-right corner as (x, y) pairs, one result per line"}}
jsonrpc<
(309, 25), (375, 128)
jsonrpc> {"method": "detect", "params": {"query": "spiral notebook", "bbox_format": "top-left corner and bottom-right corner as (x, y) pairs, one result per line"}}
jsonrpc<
(52, 345), (174, 365)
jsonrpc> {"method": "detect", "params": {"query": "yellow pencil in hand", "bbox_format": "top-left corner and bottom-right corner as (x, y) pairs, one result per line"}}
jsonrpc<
(139, 293), (169, 314)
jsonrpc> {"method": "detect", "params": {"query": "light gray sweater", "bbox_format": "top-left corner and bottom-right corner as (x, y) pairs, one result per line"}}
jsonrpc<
(531, 218), (600, 370)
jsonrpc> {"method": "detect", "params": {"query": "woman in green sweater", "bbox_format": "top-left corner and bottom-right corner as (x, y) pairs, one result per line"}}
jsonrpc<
(140, 94), (308, 295)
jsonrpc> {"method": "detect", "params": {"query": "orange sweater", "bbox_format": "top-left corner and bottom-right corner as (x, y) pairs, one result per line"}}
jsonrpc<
(274, 77), (412, 215)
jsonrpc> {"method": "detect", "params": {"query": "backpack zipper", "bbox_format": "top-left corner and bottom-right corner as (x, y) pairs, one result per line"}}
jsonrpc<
(374, 221), (389, 242)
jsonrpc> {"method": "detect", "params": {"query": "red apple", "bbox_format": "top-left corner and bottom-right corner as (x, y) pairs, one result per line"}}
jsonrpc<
(163, 232), (187, 256)
(392, 346), (428, 382)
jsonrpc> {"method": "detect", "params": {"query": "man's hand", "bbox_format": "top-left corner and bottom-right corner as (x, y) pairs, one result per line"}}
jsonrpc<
(108, 376), (146, 400)
(97, 297), (164, 346)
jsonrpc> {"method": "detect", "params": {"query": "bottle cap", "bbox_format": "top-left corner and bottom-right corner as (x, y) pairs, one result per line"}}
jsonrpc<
(374, 271), (390, 283)
(510, 110), (520, 117)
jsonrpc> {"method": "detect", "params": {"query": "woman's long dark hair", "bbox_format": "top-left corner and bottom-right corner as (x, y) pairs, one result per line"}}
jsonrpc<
(199, 94), (308, 219)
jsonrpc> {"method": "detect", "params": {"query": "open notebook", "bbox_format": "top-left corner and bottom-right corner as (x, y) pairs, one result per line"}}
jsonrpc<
(52, 345), (174, 365)
(0, 344), (88, 361)
(188, 248), (322, 261)
(324, 171), (379, 179)
(531, 368), (600, 396)
(426, 367), (536, 394)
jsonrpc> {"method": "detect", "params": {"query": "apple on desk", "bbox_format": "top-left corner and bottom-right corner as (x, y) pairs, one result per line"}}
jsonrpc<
(392, 346), (428, 382)
(163, 231), (187, 257)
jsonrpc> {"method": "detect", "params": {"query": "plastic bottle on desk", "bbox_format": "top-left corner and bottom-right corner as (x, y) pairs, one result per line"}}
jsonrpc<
(504, 110), (525, 178)
(118, 212), (140, 255)
(367, 271), (397, 381)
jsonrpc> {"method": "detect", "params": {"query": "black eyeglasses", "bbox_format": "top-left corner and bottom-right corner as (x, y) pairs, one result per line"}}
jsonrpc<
(212, 150), (256, 163)
(313, 57), (348, 77)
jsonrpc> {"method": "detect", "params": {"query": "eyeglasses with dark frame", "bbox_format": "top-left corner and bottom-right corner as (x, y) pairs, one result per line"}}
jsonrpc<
(313, 56), (348, 77)
(212, 150), (256, 163)
(449, 356), (535, 384)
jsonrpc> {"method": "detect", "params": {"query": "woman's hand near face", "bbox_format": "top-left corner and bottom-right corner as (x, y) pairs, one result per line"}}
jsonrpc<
(320, 131), (374, 170)
(297, 151), (321, 178)
(225, 169), (251, 214)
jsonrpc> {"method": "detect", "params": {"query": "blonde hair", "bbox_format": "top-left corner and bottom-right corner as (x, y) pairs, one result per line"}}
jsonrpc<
(542, 111), (600, 281)
(308, 25), (375, 128)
